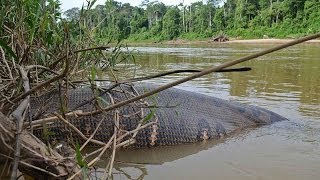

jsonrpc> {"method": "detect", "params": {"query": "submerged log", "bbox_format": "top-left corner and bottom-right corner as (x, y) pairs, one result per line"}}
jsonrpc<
(0, 112), (79, 179)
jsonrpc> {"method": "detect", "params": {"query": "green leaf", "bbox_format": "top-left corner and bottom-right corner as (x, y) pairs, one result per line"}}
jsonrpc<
(75, 142), (87, 168)
(89, 0), (98, 9)
(90, 64), (97, 80)
(29, 2), (41, 45)
(175, 110), (180, 117)
(142, 108), (156, 123)
(0, 40), (17, 59)
(97, 96), (109, 107)
(41, 122), (55, 142)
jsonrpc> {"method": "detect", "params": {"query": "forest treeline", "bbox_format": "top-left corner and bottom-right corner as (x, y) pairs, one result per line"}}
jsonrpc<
(64, 0), (320, 42)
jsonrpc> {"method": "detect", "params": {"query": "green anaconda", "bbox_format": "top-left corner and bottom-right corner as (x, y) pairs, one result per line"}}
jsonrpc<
(30, 84), (287, 147)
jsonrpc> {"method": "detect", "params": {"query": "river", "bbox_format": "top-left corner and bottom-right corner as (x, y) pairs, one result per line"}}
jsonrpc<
(94, 42), (320, 180)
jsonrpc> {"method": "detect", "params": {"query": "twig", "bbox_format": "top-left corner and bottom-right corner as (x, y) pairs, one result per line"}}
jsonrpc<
(123, 67), (251, 83)
(25, 110), (84, 128)
(117, 84), (142, 121)
(67, 133), (115, 180)
(48, 46), (110, 70)
(53, 113), (106, 146)
(25, 65), (59, 75)
(0, 152), (11, 178)
(79, 112), (106, 151)
(0, 47), (13, 80)
(0, 134), (14, 151)
(0, 84), (12, 95)
(10, 66), (30, 180)
(104, 111), (119, 179)
(70, 67), (251, 84)
(26, 65), (77, 88)
(0, 153), (61, 178)
(100, 92), (118, 179)
(0, 121), (13, 137)
(88, 134), (115, 167)
(3, 48), (71, 111)
(70, 83), (118, 111)
(83, 120), (156, 161)
(116, 121), (157, 146)
(120, 109), (142, 118)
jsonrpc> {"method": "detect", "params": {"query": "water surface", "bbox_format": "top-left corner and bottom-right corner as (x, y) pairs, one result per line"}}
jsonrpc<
(105, 43), (320, 180)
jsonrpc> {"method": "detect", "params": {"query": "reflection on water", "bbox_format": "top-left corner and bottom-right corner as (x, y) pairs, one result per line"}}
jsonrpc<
(107, 43), (320, 179)
(104, 121), (320, 180)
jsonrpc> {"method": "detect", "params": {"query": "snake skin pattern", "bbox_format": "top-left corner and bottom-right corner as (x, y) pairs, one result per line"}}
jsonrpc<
(30, 84), (287, 147)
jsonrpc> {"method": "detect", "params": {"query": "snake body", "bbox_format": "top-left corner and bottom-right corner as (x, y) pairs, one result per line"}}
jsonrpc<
(31, 84), (287, 147)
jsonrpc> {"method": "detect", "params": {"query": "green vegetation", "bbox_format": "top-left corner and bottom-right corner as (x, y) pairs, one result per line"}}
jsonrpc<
(0, 0), (134, 178)
(64, 0), (320, 42)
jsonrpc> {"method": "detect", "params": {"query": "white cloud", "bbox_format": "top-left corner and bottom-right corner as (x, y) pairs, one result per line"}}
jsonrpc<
(60, 0), (202, 11)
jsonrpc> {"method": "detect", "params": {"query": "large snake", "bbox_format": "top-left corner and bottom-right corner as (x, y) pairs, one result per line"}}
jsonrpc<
(30, 84), (287, 147)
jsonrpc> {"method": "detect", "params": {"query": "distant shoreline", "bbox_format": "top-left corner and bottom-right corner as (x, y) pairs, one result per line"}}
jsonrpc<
(225, 39), (320, 44)
(126, 38), (320, 45)
(163, 38), (320, 45)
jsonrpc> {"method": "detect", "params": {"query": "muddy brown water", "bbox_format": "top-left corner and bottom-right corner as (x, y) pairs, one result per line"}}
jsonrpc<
(2, 43), (319, 179)
(96, 43), (320, 180)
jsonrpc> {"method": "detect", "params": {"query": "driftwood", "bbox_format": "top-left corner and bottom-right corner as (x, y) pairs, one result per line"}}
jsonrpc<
(213, 34), (229, 42)
(0, 112), (79, 179)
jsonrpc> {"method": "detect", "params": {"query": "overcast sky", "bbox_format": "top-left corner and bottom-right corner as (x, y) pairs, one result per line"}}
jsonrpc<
(60, 0), (201, 11)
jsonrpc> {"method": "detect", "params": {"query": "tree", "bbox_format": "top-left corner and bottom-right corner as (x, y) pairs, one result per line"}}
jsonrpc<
(61, 0), (320, 40)
(162, 6), (181, 39)
(130, 7), (148, 34)
(64, 7), (80, 21)
(304, 0), (320, 33)
(214, 8), (225, 31)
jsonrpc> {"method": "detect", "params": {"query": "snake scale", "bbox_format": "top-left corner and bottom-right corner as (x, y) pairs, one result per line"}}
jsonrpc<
(30, 84), (287, 147)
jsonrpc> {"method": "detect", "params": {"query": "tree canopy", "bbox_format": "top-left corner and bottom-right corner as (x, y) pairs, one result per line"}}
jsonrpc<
(64, 0), (320, 41)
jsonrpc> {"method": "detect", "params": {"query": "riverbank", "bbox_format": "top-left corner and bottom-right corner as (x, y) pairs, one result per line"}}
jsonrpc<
(125, 38), (320, 46)
(225, 38), (320, 44)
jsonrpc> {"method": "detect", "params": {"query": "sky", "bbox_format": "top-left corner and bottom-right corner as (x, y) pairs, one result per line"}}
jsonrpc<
(60, 0), (202, 11)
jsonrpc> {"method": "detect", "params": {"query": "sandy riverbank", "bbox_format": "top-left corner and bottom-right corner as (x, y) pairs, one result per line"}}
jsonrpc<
(126, 38), (320, 45)
(226, 38), (320, 44)
(162, 38), (320, 45)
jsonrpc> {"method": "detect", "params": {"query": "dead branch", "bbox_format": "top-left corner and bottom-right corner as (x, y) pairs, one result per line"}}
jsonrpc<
(79, 114), (105, 151)
(47, 46), (110, 71)
(54, 113), (106, 146)
(70, 67), (251, 84)
(3, 48), (71, 113)
(82, 120), (156, 161)
(25, 110), (84, 128)
(67, 86), (157, 179)
(0, 47), (13, 80)
(10, 66), (30, 180)
(0, 112), (79, 179)
(105, 110), (119, 179)
(0, 153), (61, 177)
(67, 134), (115, 180)
(70, 83), (119, 112)
(123, 67), (251, 83)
